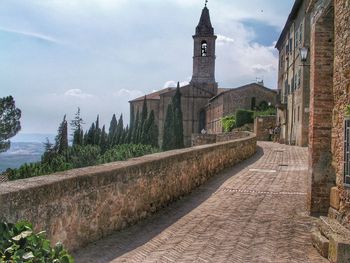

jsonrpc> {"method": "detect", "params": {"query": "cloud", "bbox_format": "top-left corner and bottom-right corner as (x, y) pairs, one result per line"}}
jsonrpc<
(163, 80), (190, 88)
(252, 64), (276, 74)
(113, 89), (144, 100)
(64, 89), (93, 99)
(217, 34), (235, 45)
(0, 27), (62, 44)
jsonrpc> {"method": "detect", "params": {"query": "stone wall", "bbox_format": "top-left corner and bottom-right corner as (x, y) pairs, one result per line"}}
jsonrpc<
(191, 131), (250, 146)
(254, 116), (276, 141)
(330, 0), (350, 230)
(0, 134), (256, 251)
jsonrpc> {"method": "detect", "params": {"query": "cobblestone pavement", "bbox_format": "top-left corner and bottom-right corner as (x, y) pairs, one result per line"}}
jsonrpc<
(73, 142), (328, 263)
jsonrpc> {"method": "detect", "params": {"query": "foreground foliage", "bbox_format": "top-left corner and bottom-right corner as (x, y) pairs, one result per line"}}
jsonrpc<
(0, 221), (74, 262)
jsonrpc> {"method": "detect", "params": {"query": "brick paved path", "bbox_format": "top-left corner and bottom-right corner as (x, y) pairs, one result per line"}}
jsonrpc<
(73, 142), (328, 263)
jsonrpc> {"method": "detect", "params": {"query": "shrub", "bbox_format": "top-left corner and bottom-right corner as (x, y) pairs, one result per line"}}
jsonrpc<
(221, 115), (236, 132)
(254, 107), (276, 118)
(235, 109), (254, 128)
(0, 221), (74, 262)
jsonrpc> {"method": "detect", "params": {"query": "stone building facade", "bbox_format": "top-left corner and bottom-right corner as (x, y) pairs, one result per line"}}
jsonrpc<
(130, 5), (276, 146)
(306, 0), (350, 234)
(205, 83), (276, 134)
(276, 0), (311, 147)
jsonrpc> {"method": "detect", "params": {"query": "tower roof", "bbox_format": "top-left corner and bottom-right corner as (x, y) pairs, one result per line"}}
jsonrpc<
(195, 7), (214, 36)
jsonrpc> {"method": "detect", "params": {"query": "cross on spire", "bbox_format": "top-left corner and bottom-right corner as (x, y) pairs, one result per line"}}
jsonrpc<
(205, 0), (208, 7)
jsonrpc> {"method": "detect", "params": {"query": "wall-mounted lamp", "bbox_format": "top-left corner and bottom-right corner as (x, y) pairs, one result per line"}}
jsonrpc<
(300, 47), (309, 62)
(299, 47), (310, 66)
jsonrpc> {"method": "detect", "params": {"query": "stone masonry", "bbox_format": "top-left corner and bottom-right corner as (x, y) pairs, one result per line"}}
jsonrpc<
(73, 142), (327, 263)
(308, 0), (335, 215)
(330, 0), (350, 230)
(0, 134), (256, 252)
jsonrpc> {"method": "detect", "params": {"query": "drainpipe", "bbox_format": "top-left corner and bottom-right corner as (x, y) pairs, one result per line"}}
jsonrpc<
(289, 23), (296, 145)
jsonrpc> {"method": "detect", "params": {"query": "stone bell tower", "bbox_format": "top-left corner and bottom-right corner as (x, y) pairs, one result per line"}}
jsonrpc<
(190, 3), (218, 94)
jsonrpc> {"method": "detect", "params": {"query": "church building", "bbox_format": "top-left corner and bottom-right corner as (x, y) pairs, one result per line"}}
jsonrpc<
(129, 4), (276, 147)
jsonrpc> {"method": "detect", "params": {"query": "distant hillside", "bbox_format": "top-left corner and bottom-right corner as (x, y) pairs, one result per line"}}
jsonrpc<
(0, 142), (45, 172)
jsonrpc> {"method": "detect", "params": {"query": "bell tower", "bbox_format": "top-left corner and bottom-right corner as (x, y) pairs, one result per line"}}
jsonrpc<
(190, 3), (217, 93)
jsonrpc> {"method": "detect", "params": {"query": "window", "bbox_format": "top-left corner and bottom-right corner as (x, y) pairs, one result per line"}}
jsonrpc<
(297, 106), (300, 122)
(295, 29), (299, 49)
(291, 77), (294, 93)
(299, 23), (303, 45)
(251, 97), (256, 110)
(344, 119), (350, 186)
(289, 38), (293, 53)
(298, 69), (302, 87)
(201, 41), (208, 57)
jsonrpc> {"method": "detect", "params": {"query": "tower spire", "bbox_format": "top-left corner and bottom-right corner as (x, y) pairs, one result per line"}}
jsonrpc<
(205, 0), (208, 7)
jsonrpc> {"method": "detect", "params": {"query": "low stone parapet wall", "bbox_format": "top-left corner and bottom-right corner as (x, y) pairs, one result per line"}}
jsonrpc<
(0, 133), (256, 251)
(191, 131), (250, 146)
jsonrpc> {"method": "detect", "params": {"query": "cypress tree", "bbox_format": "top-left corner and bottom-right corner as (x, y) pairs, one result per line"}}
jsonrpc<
(162, 104), (175, 150)
(99, 125), (108, 153)
(85, 122), (96, 145)
(108, 114), (118, 145)
(132, 110), (140, 144)
(123, 125), (129, 144)
(54, 115), (68, 156)
(173, 83), (184, 148)
(70, 107), (84, 146)
(141, 96), (148, 126)
(116, 114), (124, 145)
(127, 106), (135, 144)
(94, 115), (101, 145)
(162, 82), (184, 150)
(147, 110), (159, 147)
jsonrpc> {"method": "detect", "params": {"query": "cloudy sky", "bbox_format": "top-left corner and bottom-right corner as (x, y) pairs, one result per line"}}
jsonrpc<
(0, 0), (293, 137)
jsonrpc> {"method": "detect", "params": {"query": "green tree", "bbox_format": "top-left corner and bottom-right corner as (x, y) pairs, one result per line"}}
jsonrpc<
(132, 110), (140, 144)
(173, 84), (184, 149)
(162, 104), (175, 150)
(146, 110), (159, 147)
(54, 115), (68, 156)
(85, 122), (96, 145)
(94, 115), (101, 145)
(70, 107), (84, 146)
(162, 83), (184, 150)
(0, 96), (21, 152)
(108, 114), (117, 146)
(99, 125), (108, 153)
(115, 114), (124, 145)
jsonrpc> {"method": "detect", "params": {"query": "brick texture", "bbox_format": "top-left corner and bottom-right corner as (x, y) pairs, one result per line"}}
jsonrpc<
(73, 142), (327, 263)
(308, 3), (335, 214)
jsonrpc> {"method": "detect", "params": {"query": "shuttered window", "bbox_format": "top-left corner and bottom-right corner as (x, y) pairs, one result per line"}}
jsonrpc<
(344, 118), (350, 186)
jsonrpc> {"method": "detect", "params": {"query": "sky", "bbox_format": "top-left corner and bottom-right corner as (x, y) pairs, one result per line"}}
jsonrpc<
(0, 0), (294, 137)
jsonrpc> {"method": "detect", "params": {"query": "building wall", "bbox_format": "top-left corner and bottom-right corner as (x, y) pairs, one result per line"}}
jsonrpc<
(308, 0), (335, 214)
(130, 99), (160, 127)
(205, 84), (276, 134)
(159, 84), (215, 147)
(0, 134), (257, 251)
(205, 96), (224, 134)
(254, 116), (277, 141)
(276, 0), (311, 147)
(330, 0), (350, 229)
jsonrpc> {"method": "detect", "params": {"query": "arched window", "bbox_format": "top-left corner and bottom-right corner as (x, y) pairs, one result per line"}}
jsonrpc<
(201, 41), (208, 57)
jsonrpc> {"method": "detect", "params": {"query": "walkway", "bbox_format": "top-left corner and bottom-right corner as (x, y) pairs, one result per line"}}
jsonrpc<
(73, 142), (327, 263)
